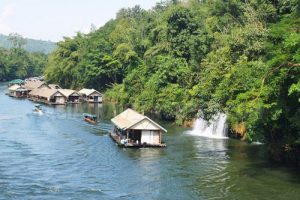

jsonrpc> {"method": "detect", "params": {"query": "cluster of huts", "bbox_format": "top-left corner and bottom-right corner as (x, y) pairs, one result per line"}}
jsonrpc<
(7, 79), (102, 105)
(8, 78), (168, 148)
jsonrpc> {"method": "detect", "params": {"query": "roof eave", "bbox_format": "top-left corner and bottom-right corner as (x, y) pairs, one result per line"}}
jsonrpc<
(111, 119), (127, 130)
(126, 117), (167, 132)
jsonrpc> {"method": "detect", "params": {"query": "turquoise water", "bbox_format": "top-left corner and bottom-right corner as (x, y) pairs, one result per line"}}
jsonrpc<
(0, 83), (299, 200)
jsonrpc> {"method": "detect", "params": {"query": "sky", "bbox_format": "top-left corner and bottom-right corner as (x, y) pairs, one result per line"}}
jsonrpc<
(0, 0), (161, 42)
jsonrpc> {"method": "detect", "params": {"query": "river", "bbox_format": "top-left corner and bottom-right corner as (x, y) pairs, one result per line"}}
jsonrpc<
(0, 83), (299, 200)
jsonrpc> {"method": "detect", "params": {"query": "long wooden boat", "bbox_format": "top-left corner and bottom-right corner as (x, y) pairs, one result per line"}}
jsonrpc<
(33, 104), (43, 114)
(83, 113), (97, 124)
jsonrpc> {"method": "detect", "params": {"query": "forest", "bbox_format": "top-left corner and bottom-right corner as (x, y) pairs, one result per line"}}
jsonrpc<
(0, 33), (48, 81)
(0, 33), (56, 54)
(6, 0), (300, 164)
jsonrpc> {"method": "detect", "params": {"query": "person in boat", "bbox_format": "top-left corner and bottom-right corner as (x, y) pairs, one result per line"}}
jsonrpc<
(34, 104), (42, 112)
(83, 113), (97, 123)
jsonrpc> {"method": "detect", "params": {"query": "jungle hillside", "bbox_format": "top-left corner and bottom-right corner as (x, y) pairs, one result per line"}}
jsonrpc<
(0, 33), (56, 54)
(0, 33), (48, 81)
(45, 0), (300, 164)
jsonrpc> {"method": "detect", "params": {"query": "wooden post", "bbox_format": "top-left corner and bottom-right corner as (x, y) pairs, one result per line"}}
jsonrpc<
(159, 131), (162, 144)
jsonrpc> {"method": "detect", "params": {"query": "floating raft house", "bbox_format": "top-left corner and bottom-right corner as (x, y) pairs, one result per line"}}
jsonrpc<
(110, 108), (167, 148)
(8, 84), (28, 98)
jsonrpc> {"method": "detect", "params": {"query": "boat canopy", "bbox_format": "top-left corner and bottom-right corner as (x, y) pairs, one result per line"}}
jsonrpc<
(83, 113), (97, 120)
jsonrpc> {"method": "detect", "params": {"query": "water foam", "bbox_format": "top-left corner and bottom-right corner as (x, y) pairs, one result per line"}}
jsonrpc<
(188, 113), (228, 139)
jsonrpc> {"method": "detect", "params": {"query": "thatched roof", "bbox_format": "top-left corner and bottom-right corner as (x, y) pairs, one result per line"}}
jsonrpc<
(78, 88), (102, 96)
(29, 88), (65, 99)
(111, 108), (167, 132)
(58, 89), (79, 97)
(24, 80), (48, 90)
(8, 84), (27, 91)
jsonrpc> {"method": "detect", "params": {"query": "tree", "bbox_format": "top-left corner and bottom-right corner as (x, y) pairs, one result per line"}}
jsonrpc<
(8, 33), (26, 49)
(44, 0), (300, 164)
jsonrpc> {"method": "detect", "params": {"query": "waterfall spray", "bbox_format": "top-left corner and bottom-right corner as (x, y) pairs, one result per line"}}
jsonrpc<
(190, 113), (228, 139)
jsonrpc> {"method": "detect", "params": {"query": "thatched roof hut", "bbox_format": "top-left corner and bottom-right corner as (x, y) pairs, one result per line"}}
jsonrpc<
(58, 89), (80, 103)
(8, 84), (28, 98)
(78, 88), (102, 103)
(111, 109), (167, 147)
(29, 89), (66, 105)
(24, 80), (49, 91)
(8, 84), (26, 92)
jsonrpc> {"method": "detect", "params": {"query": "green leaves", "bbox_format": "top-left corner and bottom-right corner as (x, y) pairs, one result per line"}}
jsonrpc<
(0, 36), (47, 81)
(289, 81), (300, 102)
(44, 0), (300, 156)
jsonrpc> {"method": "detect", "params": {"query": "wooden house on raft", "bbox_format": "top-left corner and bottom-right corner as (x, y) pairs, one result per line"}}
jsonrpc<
(78, 88), (103, 103)
(24, 80), (49, 92)
(58, 89), (80, 103)
(28, 89), (66, 105)
(110, 108), (167, 148)
(8, 84), (28, 98)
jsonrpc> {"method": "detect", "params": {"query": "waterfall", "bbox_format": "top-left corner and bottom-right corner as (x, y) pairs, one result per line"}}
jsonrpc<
(190, 113), (228, 139)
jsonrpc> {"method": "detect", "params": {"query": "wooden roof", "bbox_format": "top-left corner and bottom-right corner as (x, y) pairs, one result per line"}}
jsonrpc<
(8, 84), (27, 91)
(24, 80), (48, 90)
(78, 88), (102, 96)
(58, 89), (79, 97)
(29, 88), (65, 99)
(111, 108), (167, 132)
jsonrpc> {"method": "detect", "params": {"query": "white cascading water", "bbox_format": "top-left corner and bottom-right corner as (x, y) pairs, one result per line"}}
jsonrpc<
(190, 113), (228, 139)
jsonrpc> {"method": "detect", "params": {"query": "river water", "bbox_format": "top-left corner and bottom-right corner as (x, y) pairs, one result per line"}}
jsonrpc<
(0, 83), (299, 200)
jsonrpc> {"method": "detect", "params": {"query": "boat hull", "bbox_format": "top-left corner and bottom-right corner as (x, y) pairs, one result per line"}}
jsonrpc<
(84, 118), (97, 124)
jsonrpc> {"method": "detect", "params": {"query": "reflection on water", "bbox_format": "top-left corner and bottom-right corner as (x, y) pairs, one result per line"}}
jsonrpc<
(0, 82), (300, 200)
(182, 136), (230, 199)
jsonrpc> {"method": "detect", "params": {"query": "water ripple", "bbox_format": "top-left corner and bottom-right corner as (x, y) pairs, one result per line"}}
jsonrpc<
(1, 83), (300, 200)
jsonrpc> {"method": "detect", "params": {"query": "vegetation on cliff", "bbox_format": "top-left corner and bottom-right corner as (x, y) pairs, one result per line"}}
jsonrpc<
(45, 1), (300, 164)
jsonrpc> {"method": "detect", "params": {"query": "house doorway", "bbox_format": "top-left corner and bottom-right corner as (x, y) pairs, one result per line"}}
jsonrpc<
(129, 130), (141, 144)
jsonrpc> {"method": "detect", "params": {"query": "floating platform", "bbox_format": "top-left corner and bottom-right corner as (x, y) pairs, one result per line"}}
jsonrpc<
(109, 132), (166, 148)
(8, 94), (27, 98)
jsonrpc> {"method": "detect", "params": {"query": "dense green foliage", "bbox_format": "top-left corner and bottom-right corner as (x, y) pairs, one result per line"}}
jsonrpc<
(0, 33), (56, 54)
(0, 34), (48, 81)
(45, 1), (300, 163)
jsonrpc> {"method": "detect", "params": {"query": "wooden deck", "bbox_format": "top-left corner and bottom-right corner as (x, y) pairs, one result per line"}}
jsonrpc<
(109, 132), (166, 148)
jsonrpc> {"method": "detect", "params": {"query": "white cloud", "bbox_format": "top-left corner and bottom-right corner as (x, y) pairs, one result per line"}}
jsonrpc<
(0, 4), (15, 34)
